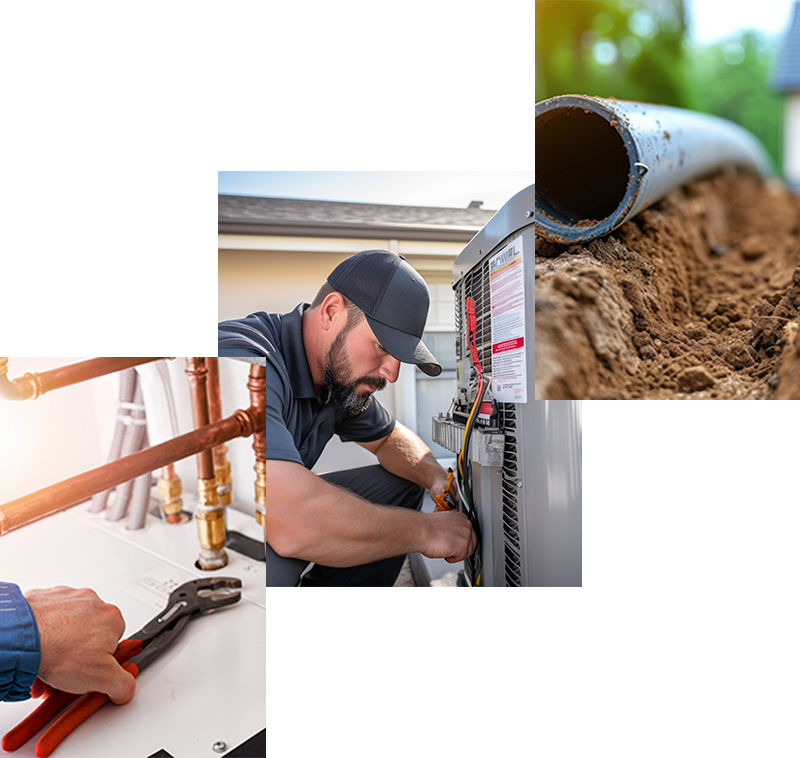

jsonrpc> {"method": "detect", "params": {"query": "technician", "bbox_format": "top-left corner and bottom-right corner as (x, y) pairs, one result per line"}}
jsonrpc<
(0, 583), (135, 704)
(218, 249), (477, 586)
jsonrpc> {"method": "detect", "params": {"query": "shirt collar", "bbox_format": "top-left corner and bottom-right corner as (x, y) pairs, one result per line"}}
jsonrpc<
(281, 303), (324, 401)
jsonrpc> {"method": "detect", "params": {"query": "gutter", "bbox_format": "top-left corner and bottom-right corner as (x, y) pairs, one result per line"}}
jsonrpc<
(218, 218), (484, 243)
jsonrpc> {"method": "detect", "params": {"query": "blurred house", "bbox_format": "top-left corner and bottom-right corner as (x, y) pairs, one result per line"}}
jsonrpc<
(773, 0), (800, 191)
(218, 194), (495, 473)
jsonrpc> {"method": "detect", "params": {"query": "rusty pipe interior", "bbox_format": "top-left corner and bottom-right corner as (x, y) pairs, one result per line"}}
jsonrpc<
(536, 106), (630, 224)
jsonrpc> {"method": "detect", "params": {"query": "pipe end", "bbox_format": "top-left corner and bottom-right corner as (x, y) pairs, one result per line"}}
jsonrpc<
(535, 95), (642, 243)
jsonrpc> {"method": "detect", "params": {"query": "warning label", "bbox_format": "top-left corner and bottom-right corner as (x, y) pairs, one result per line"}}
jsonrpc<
(490, 239), (526, 403)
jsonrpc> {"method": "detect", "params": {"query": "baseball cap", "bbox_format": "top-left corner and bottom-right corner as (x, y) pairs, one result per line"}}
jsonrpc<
(327, 250), (442, 377)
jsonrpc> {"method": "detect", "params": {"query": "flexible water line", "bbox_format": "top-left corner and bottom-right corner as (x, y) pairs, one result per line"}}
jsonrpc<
(89, 368), (138, 513)
(126, 428), (153, 530)
(106, 384), (148, 522)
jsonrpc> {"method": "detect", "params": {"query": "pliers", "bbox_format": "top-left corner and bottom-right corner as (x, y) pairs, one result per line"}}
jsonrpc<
(1, 576), (242, 757)
(433, 469), (458, 512)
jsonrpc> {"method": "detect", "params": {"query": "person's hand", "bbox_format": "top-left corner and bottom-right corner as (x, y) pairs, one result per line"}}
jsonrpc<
(428, 475), (450, 505)
(421, 510), (478, 563)
(24, 587), (136, 705)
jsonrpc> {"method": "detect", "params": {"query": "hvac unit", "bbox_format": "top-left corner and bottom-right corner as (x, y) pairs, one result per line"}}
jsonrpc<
(432, 184), (582, 587)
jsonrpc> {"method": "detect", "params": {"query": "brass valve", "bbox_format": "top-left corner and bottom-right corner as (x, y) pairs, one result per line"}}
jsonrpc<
(214, 457), (232, 507)
(157, 474), (183, 522)
(254, 459), (266, 526)
(195, 477), (228, 569)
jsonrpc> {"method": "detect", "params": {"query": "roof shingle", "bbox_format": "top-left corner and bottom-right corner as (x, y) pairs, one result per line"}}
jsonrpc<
(218, 195), (496, 228)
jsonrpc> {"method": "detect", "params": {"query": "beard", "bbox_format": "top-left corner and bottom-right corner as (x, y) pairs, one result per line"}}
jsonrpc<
(324, 327), (387, 416)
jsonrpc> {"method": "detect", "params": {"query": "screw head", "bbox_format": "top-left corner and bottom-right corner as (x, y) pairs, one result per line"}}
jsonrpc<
(525, 210), (534, 218)
(212, 741), (227, 753)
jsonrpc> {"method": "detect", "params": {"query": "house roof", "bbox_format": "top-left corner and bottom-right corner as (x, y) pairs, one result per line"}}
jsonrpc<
(218, 195), (497, 242)
(773, 2), (800, 91)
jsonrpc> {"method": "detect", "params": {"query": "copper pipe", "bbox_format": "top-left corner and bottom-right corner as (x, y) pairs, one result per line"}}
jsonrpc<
(185, 358), (227, 570)
(0, 357), (167, 401)
(248, 364), (267, 529)
(184, 358), (215, 480)
(207, 358), (232, 507)
(0, 406), (262, 536)
(207, 358), (223, 425)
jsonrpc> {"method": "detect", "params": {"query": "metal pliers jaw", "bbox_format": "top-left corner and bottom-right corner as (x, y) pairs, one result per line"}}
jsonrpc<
(130, 577), (242, 671)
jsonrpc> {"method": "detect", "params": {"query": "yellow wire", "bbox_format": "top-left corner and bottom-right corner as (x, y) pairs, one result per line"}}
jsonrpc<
(458, 376), (482, 485)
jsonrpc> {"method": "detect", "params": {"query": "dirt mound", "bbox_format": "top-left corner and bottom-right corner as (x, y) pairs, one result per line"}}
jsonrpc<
(535, 169), (800, 399)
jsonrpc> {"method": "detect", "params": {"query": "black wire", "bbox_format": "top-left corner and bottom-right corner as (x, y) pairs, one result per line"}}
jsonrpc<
(461, 376), (488, 584)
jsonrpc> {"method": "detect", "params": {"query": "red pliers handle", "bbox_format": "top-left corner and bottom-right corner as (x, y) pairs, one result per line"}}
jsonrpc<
(1, 639), (143, 757)
(1, 577), (241, 757)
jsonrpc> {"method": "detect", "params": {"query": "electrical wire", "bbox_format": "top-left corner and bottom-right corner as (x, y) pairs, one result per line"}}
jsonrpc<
(456, 296), (487, 585)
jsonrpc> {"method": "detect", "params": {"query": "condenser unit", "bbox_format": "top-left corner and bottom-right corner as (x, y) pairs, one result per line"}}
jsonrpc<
(432, 184), (582, 587)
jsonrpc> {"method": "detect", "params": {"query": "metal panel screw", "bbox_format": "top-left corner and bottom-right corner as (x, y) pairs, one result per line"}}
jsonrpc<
(212, 741), (227, 753)
(525, 211), (534, 217)
(516, 479), (523, 488)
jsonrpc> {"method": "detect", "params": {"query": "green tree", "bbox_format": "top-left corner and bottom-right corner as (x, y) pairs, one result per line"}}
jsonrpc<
(684, 32), (783, 172)
(535, 0), (690, 106)
(535, 0), (784, 176)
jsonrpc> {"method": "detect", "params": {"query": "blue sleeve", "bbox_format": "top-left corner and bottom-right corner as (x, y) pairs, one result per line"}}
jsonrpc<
(0, 583), (41, 702)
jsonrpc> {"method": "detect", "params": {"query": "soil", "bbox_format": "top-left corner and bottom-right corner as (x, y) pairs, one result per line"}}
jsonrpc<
(535, 169), (800, 399)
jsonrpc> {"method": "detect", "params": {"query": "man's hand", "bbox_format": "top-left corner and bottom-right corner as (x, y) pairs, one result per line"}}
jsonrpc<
(422, 510), (478, 563)
(428, 474), (451, 506)
(24, 587), (136, 705)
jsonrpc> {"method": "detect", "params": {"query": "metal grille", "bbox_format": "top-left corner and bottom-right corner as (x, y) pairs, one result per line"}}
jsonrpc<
(499, 403), (521, 587)
(457, 257), (524, 586)
(463, 260), (492, 368)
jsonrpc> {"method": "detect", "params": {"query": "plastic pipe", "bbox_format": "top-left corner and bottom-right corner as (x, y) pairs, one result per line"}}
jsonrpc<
(127, 456), (153, 530)
(106, 384), (148, 521)
(534, 95), (774, 244)
(89, 368), (138, 513)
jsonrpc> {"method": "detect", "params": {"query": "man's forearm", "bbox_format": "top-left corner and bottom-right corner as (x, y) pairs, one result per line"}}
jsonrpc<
(375, 422), (447, 491)
(267, 466), (431, 566)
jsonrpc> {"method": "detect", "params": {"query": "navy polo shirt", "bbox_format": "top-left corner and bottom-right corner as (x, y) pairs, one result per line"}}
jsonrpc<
(218, 304), (395, 469)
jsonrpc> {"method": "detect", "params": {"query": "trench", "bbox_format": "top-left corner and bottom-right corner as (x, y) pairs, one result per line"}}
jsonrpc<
(534, 170), (800, 399)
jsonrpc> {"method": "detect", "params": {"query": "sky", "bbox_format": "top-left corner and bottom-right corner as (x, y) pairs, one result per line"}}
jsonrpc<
(218, 171), (533, 211)
(217, 4), (799, 211)
(686, 0), (796, 45)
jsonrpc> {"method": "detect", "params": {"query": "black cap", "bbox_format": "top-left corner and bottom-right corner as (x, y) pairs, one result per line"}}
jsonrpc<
(327, 250), (442, 377)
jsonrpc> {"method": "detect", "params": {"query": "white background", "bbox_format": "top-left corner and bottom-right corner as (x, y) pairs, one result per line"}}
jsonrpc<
(2, 2), (797, 757)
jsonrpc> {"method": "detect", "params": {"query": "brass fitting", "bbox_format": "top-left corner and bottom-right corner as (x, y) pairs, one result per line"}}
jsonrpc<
(254, 459), (266, 526)
(214, 457), (232, 507)
(157, 475), (183, 521)
(0, 359), (44, 401)
(195, 477), (228, 570)
(254, 459), (266, 505)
